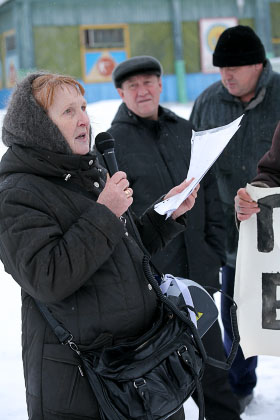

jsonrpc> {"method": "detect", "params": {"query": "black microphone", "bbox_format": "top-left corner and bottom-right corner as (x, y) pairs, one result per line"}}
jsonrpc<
(95, 132), (119, 176)
(95, 133), (148, 254)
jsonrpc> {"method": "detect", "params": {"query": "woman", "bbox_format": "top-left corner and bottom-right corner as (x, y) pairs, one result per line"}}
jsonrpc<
(0, 72), (198, 420)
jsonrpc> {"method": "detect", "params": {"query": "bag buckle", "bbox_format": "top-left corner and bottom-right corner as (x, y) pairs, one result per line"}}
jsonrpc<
(63, 334), (80, 355)
(62, 333), (73, 346)
(177, 345), (188, 357)
(133, 378), (146, 389)
(134, 378), (151, 411)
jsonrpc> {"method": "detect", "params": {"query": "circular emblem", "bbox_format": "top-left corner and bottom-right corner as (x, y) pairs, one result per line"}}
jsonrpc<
(96, 56), (115, 76)
(207, 24), (228, 53)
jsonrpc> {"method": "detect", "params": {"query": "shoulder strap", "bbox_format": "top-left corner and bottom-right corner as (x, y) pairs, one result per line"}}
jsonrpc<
(35, 300), (73, 345)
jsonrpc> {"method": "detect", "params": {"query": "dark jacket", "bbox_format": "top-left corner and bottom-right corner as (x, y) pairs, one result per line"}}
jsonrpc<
(253, 121), (280, 187)
(190, 60), (280, 267)
(107, 103), (226, 288)
(0, 75), (187, 420)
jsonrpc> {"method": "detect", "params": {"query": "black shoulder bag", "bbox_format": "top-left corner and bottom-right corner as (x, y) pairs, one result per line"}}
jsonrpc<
(34, 184), (239, 420)
(35, 254), (239, 420)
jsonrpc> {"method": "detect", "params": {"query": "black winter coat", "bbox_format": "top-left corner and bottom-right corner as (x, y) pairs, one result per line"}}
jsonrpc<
(107, 104), (226, 288)
(0, 146), (187, 418)
(190, 60), (280, 267)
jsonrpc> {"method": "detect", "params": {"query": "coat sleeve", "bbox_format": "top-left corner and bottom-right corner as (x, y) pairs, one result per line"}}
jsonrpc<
(252, 121), (280, 187)
(0, 185), (125, 303)
(134, 201), (188, 255)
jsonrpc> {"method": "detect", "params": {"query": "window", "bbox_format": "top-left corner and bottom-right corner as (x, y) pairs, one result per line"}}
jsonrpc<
(5, 34), (16, 52)
(3, 30), (18, 88)
(80, 24), (130, 83)
(84, 28), (124, 49)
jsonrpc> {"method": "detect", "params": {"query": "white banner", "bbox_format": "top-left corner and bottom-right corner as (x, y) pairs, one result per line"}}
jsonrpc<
(235, 184), (280, 358)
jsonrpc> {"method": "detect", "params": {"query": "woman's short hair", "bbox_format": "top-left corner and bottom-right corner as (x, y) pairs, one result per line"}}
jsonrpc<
(32, 74), (85, 110)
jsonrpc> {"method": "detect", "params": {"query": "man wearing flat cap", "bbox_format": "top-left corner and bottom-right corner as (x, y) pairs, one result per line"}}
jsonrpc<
(190, 25), (280, 412)
(106, 55), (241, 420)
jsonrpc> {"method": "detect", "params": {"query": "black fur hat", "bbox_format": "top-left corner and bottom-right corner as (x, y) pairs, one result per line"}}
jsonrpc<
(213, 25), (266, 67)
(112, 55), (163, 88)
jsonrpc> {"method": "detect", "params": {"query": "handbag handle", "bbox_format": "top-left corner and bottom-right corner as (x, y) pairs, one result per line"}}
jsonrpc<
(204, 286), (240, 369)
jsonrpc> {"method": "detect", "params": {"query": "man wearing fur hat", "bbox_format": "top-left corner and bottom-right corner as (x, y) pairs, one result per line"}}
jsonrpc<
(106, 56), (241, 420)
(190, 25), (280, 412)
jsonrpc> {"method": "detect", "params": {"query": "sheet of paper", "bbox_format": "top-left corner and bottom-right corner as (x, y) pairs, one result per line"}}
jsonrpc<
(154, 114), (244, 217)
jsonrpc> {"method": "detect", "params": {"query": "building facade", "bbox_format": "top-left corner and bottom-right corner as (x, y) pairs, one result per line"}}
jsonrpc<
(0, 0), (279, 107)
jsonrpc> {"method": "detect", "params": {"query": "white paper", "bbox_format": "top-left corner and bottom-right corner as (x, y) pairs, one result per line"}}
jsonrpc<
(154, 114), (244, 217)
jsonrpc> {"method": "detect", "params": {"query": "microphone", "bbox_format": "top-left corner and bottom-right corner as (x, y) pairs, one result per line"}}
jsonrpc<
(95, 132), (119, 176)
(95, 133), (144, 249)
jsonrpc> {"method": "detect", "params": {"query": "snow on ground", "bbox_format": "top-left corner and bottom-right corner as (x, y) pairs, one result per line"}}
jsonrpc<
(0, 100), (280, 419)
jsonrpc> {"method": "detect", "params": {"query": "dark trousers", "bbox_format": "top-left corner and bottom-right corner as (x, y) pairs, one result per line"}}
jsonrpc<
(192, 320), (241, 420)
(221, 265), (258, 396)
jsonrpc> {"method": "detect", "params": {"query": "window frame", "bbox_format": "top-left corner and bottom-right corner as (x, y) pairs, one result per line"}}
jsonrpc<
(80, 24), (130, 84)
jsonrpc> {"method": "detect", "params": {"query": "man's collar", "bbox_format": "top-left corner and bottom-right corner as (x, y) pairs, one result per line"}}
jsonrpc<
(219, 60), (272, 106)
(123, 103), (178, 123)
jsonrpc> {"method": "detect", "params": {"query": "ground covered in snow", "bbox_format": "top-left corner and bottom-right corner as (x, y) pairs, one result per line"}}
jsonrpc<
(0, 101), (280, 419)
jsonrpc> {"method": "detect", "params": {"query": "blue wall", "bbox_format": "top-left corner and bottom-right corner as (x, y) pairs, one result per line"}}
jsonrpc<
(0, 72), (221, 109)
(161, 73), (221, 103)
(82, 72), (221, 105)
(0, 89), (13, 109)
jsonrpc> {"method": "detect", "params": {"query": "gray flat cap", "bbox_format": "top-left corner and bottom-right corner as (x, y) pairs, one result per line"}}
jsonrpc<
(112, 55), (163, 88)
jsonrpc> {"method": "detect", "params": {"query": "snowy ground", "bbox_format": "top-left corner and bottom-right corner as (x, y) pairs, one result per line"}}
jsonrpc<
(0, 100), (280, 419)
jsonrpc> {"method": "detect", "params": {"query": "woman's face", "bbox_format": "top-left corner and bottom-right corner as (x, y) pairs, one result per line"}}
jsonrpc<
(47, 85), (90, 155)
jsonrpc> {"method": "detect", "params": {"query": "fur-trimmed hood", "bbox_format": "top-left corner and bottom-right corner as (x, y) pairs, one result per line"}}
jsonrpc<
(2, 72), (76, 154)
